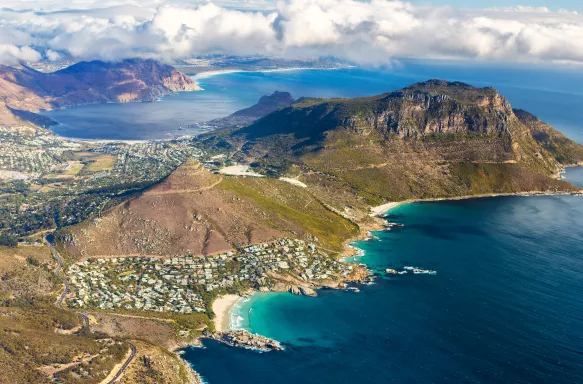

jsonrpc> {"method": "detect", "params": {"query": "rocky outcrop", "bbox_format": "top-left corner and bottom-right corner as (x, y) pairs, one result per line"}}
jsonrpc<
(210, 330), (283, 351)
(299, 286), (317, 297)
(206, 91), (294, 128)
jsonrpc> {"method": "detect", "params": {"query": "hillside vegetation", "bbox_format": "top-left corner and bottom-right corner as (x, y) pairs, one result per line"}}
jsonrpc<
(0, 245), (130, 383)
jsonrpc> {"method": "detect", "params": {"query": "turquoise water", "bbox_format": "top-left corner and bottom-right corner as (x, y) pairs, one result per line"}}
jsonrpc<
(43, 60), (583, 142)
(183, 181), (583, 383)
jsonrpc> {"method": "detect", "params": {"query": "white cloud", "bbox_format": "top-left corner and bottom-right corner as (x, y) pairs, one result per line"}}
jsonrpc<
(0, 44), (42, 64)
(0, 0), (582, 66)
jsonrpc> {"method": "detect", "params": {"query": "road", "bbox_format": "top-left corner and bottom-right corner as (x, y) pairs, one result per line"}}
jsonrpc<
(46, 235), (137, 383)
(46, 236), (70, 308)
(107, 342), (137, 384)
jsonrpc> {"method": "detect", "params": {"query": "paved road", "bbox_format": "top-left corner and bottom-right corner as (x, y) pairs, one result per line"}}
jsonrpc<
(107, 342), (137, 384)
(46, 236), (70, 308)
(46, 235), (136, 383)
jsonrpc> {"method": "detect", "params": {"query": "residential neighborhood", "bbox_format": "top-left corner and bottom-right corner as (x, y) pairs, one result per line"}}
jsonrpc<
(66, 238), (357, 314)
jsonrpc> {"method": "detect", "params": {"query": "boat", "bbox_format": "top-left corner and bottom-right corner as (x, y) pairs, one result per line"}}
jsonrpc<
(347, 287), (360, 293)
(404, 266), (416, 270)
(398, 271), (408, 275)
(413, 269), (424, 274)
(385, 268), (398, 275)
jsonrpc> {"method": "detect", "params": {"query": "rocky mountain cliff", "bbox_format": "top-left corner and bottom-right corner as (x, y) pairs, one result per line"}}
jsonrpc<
(0, 58), (200, 126)
(203, 80), (583, 220)
(208, 91), (294, 128)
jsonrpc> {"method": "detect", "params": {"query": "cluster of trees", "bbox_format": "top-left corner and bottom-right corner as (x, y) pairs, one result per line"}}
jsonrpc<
(0, 232), (17, 247)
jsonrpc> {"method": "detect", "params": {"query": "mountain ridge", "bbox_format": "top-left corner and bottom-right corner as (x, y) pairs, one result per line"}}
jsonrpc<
(206, 91), (294, 128)
(0, 58), (200, 126)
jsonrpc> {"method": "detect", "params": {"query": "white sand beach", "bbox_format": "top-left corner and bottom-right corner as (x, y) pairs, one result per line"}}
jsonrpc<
(212, 294), (241, 332)
(370, 202), (402, 216)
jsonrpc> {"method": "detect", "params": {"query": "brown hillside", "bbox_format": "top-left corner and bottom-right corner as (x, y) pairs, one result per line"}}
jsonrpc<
(60, 160), (357, 259)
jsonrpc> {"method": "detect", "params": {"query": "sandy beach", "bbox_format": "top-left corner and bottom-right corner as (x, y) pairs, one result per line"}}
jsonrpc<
(212, 294), (241, 332)
(369, 190), (583, 218)
(193, 66), (351, 80)
(370, 202), (402, 216)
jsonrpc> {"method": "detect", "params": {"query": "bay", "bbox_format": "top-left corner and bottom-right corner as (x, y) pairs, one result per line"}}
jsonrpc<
(42, 60), (583, 142)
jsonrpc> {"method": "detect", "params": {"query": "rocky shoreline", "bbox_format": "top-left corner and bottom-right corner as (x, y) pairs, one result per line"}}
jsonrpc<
(207, 330), (283, 352)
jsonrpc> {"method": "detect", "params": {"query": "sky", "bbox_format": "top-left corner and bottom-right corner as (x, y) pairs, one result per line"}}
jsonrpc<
(409, 0), (583, 13)
(0, 0), (582, 66)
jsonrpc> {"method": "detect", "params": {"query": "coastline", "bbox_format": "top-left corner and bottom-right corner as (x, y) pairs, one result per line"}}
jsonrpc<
(342, 189), (583, 259)
(212, 294), (242, 332)
(183, 188), (583, 379)
(369, 190), (583, 218)
(193, 66), (351, 80)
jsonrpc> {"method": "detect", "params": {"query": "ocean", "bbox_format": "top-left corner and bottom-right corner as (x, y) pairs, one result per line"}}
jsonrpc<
(179, 64), (583, 382)
(182, 175), (583, 384)
(43, 60), (583, 143)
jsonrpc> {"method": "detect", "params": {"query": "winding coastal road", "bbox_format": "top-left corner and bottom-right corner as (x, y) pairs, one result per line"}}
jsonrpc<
(46, 235), (137, 383)
(107, 342), (137, 384)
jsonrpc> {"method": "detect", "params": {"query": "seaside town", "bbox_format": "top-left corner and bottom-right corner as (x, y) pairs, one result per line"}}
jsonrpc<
(66, 238), (361, 313)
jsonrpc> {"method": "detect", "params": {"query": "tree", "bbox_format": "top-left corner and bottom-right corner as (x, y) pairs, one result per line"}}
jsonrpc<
(0, 232), (18, 247)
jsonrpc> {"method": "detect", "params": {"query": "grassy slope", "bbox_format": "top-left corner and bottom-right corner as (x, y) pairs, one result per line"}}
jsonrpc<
(515, 109), (583, 165)
(219, 177), (358, 253)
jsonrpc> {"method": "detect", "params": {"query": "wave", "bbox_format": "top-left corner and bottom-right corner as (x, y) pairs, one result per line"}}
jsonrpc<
(228, 297), (252, 331)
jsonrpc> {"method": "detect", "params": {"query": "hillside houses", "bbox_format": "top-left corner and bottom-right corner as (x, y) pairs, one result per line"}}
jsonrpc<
(66, 238), (355, 314)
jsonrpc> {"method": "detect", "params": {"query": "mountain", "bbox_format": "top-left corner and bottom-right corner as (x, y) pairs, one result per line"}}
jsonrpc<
(207, 91), (294, 128)
(0, 58), (200, 126)
(514, 108), (583, 166)
(203, 80), (583, 220)
(62, 80), (583, 261)
(59, 160), (357, 260)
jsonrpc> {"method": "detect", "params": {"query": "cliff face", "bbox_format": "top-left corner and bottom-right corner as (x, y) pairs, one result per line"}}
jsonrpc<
(208, 91), (294, 128)
(359, 82), (512, 138)
(0, 58), (200, 125)
(514, 108), (583, 166)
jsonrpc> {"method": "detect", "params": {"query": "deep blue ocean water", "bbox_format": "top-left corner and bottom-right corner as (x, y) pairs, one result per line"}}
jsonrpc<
(183, 183), (583, 384)
(43, 60), (583, 142)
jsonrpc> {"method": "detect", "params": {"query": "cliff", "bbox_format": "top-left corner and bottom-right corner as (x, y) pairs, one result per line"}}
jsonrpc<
(207, 91), (294, 128)
(0, 58), (200, 126)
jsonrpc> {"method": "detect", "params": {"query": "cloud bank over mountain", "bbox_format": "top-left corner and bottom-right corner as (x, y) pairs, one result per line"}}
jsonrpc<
(1, 0), (582, 66)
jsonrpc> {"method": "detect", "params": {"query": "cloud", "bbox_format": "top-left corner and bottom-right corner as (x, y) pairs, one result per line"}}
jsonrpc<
(0, 44), (42, 64)
(0, 0), (583, 66)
